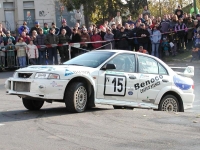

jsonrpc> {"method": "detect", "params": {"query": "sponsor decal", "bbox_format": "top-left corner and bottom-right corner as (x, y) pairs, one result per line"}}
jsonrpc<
(134, 75), (163, 93)
(173, 75), (191, 90)
(105, 71), (124, 75)
(128, 91), (133, 95)
(65, 69), (73, 76)
(140, 74), (149, 79)
(50, 81), (63, 87)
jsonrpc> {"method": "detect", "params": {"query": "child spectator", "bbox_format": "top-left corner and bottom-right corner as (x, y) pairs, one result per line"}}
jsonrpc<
(6, 39), (15, 67)
(15, 37), (27, 68)
(27, 40), (38, 65)
(168, 28), (178, 56)
(162, 38), (170, 56)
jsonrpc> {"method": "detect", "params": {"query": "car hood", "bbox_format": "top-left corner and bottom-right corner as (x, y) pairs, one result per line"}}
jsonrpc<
(16, 65), (97, 75)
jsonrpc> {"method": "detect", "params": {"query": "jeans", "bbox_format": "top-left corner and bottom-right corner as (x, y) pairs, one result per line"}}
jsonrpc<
(18, 56), (26, 68)
(151, 43), (160, 58)
(48, 47), (58, 65)
(39, 49), (46, 65)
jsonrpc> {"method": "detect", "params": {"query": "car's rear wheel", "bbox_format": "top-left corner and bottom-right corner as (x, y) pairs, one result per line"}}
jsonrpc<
(159, 95), (179, 112)
(65, 82), (87, 113)
(22, 99), (44, 110)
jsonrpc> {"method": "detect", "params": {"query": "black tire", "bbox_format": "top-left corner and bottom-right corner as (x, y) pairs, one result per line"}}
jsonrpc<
(159, 95), (179, 112)
(113, 105), (123, 109)
(22, 99), (44, 110)
(65, 82), (87, 113)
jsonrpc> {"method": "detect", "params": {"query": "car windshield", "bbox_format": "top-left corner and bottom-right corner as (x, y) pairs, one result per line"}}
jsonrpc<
(63, 51), (115, 68)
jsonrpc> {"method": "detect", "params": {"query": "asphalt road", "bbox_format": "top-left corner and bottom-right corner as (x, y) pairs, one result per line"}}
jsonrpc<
(0, 62), (200, 150)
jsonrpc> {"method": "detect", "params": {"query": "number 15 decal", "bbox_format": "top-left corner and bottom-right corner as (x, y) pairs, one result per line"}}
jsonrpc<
(104, 74), (126, 96)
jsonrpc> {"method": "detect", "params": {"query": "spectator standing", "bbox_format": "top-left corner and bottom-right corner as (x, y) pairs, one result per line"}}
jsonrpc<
(160, 15), (170, 38)
(130, 21), (141, 51)
(114, 12), (122, 25)
(5, 39), (15, 67)
(27, 40), (38, 65)
(18, 21), (29, 35)
(118, 27), (129, 50)
(175, 17), (188, 52)
(169, 15), (178, 29)
(91, 29), (102, 49)
(186, 17), (194, 51)
(75, 10), (82, 24)
(36, 28), (46, 65)
(30, 30), (38, 45)
(196, 14), (200, 28)
(71, 28), (81, 57)
(15, 37), (27, 68)
(3, 31), (15, 45)
(80, 28), (90, 50)
(111, 24), (120, 49)
(51, 22), (60, 35)
(136, 23), (150, 50)
(126, 16), (134, 25)
(104, 28), (114, 49)
(45, 28), (59, 65)
(109, 18), (115, 28)
(168, 28), (178, 56)
(175, 5), (184, 19)
(144, 15), (152, 26)
(30, 21), (40, 35)
(20, 31), (31, 44)
(0, 23), (7, 35)
(58, 29), (70, 63)
(142, 6), (151, 18)
(0, 41), (5, 69)
(43, 23), (50, 35)
(59, 19), (72, 37)
(151, 26), (161, 58)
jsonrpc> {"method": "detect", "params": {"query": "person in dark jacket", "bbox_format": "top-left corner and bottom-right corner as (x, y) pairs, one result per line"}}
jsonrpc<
(50, 22), (60, 35)
(36, 28), (46, 65)
(59, 19), (72, 37)
(118, 27), (129, 50)
(175, 17), (187, 52)
(30, 21), (40, 36)
(71, 28), (81, 58)
(136, 23), (150, 50)
(58, 29), (70, 63)
(111, 24), (120, 49)
(130, 22), (141, 51)
(175, 5), (184, 19)
(45, 28), (59, 65)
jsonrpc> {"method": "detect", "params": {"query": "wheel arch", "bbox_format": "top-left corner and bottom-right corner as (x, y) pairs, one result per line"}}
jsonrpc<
(160, 91), (184, 112)
(64, 76), (95, 107)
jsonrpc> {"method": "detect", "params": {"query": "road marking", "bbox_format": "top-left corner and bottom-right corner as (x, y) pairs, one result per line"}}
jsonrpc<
(0, 124), (5, 126)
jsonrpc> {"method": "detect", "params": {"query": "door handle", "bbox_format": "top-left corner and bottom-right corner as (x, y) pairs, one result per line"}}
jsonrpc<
(129, 76), (136, 79)
(162, 79), (169, 82)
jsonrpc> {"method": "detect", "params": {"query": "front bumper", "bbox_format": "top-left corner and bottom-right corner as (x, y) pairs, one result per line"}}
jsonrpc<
(5, 77), (69, 100)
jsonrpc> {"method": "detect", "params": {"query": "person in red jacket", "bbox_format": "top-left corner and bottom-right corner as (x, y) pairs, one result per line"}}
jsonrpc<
(91, 29), (102, 49)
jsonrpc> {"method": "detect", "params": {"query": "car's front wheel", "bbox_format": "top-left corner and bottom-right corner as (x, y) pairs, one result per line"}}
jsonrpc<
(22, 99), (44, 110)
(65, 82), (87, 113)
(159, 95), (179, 112)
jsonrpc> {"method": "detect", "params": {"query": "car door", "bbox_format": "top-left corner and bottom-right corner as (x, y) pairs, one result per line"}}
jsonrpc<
(96, 53), (139, 102)
(136, 55), (171, 103)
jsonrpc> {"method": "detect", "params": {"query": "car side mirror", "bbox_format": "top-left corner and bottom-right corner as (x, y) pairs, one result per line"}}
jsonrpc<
(101, 63), (116, 70)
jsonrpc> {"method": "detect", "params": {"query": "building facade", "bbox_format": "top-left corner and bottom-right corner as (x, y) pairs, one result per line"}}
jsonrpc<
(0, 0), (84, 33)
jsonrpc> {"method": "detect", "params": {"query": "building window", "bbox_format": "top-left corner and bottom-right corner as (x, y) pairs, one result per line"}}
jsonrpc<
(3, 2), (14, 9)
(23, 1), (34, 8)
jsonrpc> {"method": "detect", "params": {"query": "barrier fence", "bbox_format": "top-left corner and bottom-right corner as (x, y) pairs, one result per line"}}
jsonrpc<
(0, 27), (198, 69)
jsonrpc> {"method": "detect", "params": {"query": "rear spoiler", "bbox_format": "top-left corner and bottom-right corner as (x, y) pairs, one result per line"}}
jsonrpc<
(170, 66), (194, 78)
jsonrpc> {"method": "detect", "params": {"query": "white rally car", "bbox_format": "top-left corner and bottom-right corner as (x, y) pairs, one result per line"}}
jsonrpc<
(5, 50), (195, 113)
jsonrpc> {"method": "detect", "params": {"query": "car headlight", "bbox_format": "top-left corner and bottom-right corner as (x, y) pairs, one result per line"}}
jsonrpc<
(35, 73), (60, 79)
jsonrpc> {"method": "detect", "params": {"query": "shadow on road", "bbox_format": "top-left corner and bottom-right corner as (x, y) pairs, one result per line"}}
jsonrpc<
(0, 107), (112, 124)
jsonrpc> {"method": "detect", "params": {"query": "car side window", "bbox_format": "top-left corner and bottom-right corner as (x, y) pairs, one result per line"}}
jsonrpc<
(138, 56), (158, 74)
(158, 63), (168, 75)
(107, 54), (136, 73)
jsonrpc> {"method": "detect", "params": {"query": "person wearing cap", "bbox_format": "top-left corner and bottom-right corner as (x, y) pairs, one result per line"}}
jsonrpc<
(50, 22), (60, 35)
(58, 29), (70, 63)
(18, 21), (30, 35)
(30, 21), (40, 36)
(59, 19), (72, 37)
(175, 5), (184, 19)
(80, 28), (90, 50)
(3, 31), (15, 45)
(175, 17), (188, 53)
(43, 23), (49, 35)
(44, 28), (59, 65)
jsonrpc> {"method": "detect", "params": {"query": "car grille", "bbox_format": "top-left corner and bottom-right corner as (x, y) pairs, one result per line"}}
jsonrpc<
(13, 82), (31, 92)
(18, 73), (33, 78)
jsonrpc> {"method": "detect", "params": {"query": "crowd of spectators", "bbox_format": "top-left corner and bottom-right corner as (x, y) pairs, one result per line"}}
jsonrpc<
(0, 5), (200, 69)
